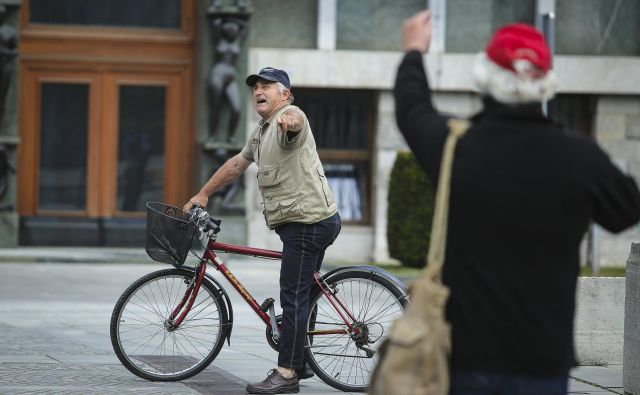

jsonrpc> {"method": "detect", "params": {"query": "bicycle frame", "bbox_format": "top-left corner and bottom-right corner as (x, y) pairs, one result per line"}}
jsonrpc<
(167, 237), (358, 337)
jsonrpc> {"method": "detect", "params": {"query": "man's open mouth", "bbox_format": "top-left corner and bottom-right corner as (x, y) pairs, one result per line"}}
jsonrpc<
(256, 98), (267, 104)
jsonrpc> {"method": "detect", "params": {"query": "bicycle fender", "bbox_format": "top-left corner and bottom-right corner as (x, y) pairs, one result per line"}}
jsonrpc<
(321, 265), (409, 304)
(204, 272), (234, 346)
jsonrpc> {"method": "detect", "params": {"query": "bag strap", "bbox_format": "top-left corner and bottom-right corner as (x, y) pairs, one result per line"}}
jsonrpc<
(424, 119), (470, 281)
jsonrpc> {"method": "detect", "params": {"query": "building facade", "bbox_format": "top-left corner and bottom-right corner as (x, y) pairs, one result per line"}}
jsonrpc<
(2, 0), (639, 267)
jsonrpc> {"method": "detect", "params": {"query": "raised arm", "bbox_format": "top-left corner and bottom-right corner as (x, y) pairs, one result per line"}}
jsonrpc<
(394, 10), (449, 174)
(589, 146), (640, 232)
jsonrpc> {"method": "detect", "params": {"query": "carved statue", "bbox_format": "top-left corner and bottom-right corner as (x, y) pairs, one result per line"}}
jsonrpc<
(207, 15), (247, 144)
(0, 144), (15, 211)
(0, 3), (17, 128)
(209, 147), (244, 214)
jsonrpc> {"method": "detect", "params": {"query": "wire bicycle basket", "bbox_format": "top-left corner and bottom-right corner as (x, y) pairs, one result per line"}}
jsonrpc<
(145, 202), (196, 266)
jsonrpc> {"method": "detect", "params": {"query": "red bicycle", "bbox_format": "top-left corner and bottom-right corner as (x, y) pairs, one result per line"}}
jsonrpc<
(110, 202), (408, 392)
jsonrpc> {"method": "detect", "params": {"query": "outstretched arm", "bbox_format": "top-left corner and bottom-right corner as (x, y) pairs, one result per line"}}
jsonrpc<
(184, 153), (252, 211)
(276, 109), (304, 134)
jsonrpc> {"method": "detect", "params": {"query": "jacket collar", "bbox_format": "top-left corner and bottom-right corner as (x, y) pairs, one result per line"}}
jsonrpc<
(472, 97), (549, 123)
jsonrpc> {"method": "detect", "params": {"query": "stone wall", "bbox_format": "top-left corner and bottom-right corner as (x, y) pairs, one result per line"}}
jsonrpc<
(574, 277), (625, 365)
(594, 96), (640, 266)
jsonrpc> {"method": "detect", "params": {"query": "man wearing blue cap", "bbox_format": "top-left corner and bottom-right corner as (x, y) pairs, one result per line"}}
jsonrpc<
(185, 67), (341, 394)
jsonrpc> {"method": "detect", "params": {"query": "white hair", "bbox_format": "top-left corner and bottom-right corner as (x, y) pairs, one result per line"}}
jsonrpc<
(276, 82), (294, 104)
(471, 53), (557, 104)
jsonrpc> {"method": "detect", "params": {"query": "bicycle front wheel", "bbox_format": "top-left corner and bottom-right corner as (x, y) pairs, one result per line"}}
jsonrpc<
(110, 268), (228, 381)
(305, 270), (406, 392)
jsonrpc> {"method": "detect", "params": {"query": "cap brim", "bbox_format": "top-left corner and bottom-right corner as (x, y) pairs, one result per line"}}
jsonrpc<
(245, 74), (279, 87)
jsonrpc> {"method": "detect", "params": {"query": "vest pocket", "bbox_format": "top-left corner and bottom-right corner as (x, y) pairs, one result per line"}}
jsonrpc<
(258, 163), (280, 187)
(317, 167), (334, 207)
(264, 195), (304, 225)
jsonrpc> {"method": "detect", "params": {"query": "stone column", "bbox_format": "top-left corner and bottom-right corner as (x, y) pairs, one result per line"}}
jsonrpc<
(193, 0), (251, 245)
(624, 242), (640, 394)
(0, 1), (20, 247)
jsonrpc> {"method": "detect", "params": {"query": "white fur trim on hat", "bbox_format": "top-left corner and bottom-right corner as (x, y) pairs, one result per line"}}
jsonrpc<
(471, 53), (557, 104)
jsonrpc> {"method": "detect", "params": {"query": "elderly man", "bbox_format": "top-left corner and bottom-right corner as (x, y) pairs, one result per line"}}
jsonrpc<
(185, 67), (341, 394)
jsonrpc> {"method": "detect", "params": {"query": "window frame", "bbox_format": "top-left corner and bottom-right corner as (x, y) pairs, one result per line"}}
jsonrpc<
(21, 0), (194, 44)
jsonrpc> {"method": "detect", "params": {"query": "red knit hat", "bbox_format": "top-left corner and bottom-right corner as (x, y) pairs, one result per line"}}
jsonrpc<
(485, 23), (551, 74)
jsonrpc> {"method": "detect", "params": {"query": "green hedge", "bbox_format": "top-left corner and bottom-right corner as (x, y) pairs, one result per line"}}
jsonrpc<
(387, 152), (434, 268)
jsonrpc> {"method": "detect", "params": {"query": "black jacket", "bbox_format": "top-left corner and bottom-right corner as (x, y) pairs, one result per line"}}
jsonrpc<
(394, 50), (640, 376)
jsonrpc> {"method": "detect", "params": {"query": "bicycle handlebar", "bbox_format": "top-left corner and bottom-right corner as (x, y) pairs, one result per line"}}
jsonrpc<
(188, 205), (221, 236)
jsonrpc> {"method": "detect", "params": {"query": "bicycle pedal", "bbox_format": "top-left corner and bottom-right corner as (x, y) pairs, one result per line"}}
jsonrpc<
(260, 297), (275, 312)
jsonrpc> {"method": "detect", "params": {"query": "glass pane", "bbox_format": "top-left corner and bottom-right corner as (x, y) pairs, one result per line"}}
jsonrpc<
(249, 0), (317, 49)
(117, 86), (165, 212)
(446, 0), (535, 53)
(38, 83), (89, 211)
(337, 0), (424, 51)
(556, 0), (640, 56)
(29, 0), (181, 29)
(548, 94), (597, 137)
(324, 163), (367, 222)
(294, 89), (372, 150)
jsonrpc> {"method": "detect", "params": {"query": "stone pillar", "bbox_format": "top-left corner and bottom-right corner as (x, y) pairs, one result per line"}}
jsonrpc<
(193, 0), (251, 245)
(624, 243), (640, 394)
(0, 1), (20, 247)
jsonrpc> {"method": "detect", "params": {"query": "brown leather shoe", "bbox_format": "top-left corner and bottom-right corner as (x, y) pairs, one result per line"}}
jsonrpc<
(245, 369), (299, 394)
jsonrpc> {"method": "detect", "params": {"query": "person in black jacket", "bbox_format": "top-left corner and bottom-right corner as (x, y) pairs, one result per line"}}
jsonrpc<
(396, 10), (640, 395)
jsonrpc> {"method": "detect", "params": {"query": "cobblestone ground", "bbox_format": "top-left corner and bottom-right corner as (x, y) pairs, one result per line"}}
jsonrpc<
(0, 263), (247, 394)
(0, 261), (347, 395)
(0, 257), (625, 394)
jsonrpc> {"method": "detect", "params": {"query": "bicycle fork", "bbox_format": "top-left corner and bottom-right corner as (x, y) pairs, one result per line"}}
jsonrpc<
(164, 261), (207, 331)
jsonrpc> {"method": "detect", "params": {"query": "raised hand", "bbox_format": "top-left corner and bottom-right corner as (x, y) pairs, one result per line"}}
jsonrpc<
(402, 10), (432, 53)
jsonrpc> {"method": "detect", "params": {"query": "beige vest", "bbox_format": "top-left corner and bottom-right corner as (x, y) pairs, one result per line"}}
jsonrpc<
(241, 105), (338, 229)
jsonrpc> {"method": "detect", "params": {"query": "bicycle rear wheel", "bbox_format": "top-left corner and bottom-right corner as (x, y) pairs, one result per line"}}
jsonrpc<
(110, 267), (228, 381)
(305, 270), (406, 392)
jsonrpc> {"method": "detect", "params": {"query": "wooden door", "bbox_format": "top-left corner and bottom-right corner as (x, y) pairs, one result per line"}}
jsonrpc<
(17, 0), (195, 244)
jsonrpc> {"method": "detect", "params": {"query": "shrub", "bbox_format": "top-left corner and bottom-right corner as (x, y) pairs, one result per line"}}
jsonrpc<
(387, 151), (434, 268)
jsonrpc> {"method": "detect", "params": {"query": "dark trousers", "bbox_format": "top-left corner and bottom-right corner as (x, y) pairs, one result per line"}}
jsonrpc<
(274, 212), (341, 369)
(450, 370), (568, 395)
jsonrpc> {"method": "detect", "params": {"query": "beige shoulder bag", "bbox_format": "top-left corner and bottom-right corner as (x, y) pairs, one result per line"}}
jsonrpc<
(369, 119), (470, 395)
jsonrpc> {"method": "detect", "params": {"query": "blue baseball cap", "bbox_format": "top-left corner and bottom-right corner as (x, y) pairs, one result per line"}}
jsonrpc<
(246, 67), (291, 89)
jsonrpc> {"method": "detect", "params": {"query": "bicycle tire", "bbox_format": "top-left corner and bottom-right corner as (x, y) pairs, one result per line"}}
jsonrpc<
(110, 267), (228, 381)
(305, 270), (407, 392)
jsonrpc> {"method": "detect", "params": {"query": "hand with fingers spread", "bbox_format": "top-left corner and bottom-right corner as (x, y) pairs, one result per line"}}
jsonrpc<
(402, 10), (432, 53)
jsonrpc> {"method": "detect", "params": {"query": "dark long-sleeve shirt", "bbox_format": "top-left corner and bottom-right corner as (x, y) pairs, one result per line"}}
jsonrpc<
(394, 50), (640, 376)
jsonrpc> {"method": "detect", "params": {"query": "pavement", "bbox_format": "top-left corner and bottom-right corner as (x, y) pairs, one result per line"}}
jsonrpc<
(0, 246), (629, 394)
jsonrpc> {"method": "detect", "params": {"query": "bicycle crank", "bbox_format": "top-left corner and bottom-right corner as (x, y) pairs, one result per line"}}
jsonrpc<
(265, 314), (283, 351)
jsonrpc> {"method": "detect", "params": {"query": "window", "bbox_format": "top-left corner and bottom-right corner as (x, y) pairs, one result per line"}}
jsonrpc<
(249, 0), (317, 49)
(446, 0), (535, 53)
(336, 0), (424, 51)
(555, 0), (640, 56)
(117, 86), (166, 212)
(548, 94), (597, 137)
(38, 83), (89, 211)
(294, 89), (375, 224)
(29, 0), (181, 29)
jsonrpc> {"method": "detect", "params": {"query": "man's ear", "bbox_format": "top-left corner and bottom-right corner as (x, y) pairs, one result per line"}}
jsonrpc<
(282, 89), (291, 101)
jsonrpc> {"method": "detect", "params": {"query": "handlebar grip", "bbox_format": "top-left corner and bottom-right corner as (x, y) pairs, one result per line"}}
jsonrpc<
(207, 218), (222, 234)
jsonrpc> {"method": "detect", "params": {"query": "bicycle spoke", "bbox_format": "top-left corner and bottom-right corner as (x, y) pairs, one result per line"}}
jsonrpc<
(306, 275), (405, 391)
(115, 272), (225, 379)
